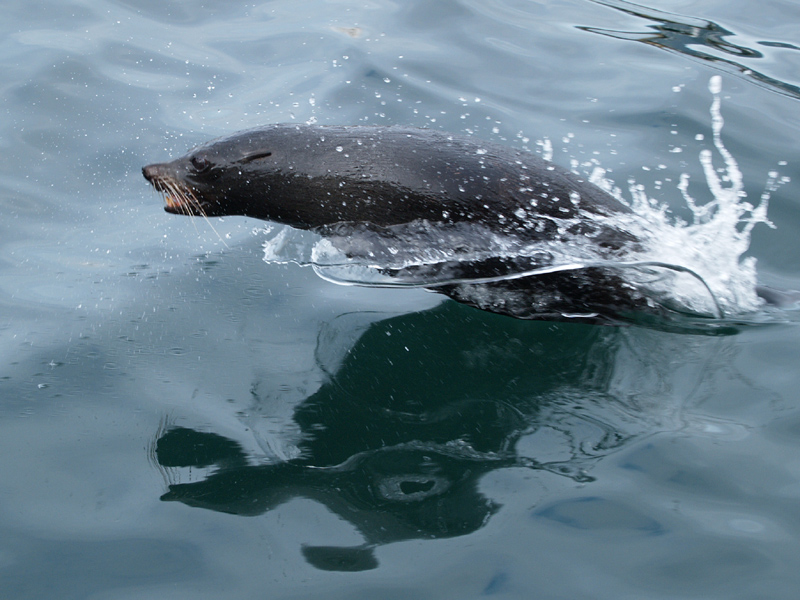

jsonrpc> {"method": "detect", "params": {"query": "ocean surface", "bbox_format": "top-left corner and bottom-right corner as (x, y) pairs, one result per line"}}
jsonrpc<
(2, 0), (800, 598)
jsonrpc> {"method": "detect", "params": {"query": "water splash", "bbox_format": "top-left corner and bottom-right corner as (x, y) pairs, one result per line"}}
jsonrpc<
(603, 75), (780, 317)
(259, 77), (787, 326)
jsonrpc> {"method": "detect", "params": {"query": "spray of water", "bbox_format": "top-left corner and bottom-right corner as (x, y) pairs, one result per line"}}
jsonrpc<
(606, 75), (779, 317)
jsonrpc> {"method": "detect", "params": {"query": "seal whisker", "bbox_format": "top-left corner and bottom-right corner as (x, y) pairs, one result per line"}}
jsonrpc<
(178, 185), (195, 218)
(194, 210), (230, 249)
(169, 181), (207, 240)
(164, 180), (181, 214)
(170, 179), (230, 248)
(169, 180), (193, 218)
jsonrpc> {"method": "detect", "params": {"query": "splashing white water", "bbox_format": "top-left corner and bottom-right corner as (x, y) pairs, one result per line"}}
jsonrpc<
(598, 75), (782, 316)
(259, 77), (787, 322)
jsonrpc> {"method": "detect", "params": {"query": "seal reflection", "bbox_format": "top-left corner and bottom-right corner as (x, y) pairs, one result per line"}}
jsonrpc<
(154, 302), (632, 571)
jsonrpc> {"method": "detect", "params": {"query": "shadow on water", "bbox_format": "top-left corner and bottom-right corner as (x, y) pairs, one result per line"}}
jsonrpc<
(153, 300), (703, 571)
(581, 0), (800, 100)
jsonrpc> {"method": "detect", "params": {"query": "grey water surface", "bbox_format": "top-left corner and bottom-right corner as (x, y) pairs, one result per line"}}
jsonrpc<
(2, 0), (800, 598)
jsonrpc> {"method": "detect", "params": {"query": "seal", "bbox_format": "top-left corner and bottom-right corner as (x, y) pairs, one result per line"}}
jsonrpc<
(142, 125), (631, 238)
(143, 124), (650, 322)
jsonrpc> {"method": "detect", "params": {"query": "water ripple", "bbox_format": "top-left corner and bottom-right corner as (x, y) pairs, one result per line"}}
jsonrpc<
(581, 0), (800, 100)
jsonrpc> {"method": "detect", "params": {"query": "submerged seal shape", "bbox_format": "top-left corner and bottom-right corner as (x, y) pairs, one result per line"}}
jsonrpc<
(143, 124), (653, 323)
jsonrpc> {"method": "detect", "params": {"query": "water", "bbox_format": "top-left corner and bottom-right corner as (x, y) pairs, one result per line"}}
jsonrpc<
(2, 0), (800, 598)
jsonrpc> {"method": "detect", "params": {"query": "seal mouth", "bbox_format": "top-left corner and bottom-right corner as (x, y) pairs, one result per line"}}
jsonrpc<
(142, 164), (206, 216)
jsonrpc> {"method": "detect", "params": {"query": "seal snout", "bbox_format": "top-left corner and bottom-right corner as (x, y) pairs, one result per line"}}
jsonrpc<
(141, 161), (204, 216)
(142, 163), (164, 184)
(142, 163), (175, 195)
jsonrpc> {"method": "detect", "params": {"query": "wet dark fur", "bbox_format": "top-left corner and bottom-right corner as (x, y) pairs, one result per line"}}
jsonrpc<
(143, 124), (651, 323)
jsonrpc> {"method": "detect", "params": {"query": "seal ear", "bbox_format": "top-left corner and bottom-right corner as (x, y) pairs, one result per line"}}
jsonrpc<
(239, 151), (273, 164)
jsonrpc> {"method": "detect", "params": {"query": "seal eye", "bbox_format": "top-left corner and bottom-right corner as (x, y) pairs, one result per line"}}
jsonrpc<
(190, 155), (212, 173)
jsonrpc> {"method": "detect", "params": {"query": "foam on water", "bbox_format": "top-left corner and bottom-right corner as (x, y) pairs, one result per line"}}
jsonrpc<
(259, 77), (787, 325)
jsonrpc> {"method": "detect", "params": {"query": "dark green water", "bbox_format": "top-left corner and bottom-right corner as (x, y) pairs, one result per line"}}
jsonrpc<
(2, 0), (800, 598)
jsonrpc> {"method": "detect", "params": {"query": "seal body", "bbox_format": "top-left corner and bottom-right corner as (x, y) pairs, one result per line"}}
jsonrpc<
(144, 124), (649, 322)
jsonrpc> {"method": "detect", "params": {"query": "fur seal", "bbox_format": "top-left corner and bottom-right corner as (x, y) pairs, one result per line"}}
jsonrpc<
(143, 124), (652, 323)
